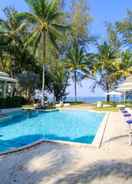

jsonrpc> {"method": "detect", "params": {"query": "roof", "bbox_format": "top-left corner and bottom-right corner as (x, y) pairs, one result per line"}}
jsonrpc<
(116, 75), (132, 92)
(0, 72), (17, 83)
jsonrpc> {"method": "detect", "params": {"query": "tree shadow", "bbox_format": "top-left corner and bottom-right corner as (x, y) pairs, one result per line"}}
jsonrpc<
(0, 135), (132, 184)
(0, 135), (75, 184)
(54, 159), (132, 184)
(1, 133), (132, 184)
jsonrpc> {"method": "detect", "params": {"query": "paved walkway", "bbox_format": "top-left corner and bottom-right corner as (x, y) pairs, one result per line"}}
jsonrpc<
(0, 111), (132, 184)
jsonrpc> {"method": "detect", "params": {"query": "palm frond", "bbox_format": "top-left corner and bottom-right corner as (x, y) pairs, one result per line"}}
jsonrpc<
(24, 31), (39, 48)
(0, 19), (10, 31)
(16, 12), (37, 23)
(52, 23), (70, 31)
(48, 30), (59, 50)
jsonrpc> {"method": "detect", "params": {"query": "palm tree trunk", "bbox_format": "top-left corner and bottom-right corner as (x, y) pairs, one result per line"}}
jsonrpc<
(106, 82), (110, 102)
(106, 93), (110, 102)
(74, 71), (77, 102)
(41, 31), (47, 106)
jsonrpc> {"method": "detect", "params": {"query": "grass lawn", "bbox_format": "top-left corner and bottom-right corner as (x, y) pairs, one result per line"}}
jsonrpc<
(94, 107), (118, 112)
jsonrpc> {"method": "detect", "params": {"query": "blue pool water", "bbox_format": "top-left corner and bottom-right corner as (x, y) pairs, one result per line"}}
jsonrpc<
(0, 110), (105, 152)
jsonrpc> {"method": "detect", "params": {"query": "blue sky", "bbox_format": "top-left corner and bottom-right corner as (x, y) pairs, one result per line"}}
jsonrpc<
(0, 0), (131, 97)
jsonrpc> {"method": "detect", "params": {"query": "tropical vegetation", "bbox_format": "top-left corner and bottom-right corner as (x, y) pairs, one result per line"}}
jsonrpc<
(0, 0), (131, 105)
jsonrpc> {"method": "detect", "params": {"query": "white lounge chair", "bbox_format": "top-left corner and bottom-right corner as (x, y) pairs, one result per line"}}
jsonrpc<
(55, 102), (63, 108)
(103, 104), (112, 108)
(64, 103), (70, 107)
(117, 104), (126, 108)
(96, 101), (103, 108)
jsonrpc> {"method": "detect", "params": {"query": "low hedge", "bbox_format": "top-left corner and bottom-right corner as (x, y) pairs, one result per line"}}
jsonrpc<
(0, 96), (27, 108)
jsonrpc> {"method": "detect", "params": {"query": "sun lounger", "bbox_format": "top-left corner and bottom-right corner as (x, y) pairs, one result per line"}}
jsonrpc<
(127, 120), (132, 124)
(120, 108), (132, 145)
(117, 104), (126, 108)
(123, 113), (131, 117)
(55, 102), (63, 108)
(126, 120), (132, 145)
(96, 101), (102, 108)
(122, 110), (128, 113)
(103, 104), (112, 108)
(55, 104), (62, 108)
(64, 103), (70, 107)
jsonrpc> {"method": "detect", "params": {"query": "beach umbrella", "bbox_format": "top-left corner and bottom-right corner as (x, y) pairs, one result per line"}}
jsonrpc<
(105, 91), (122, 102)
(116, 76), (132, 102)
(105, 91), (122, 96)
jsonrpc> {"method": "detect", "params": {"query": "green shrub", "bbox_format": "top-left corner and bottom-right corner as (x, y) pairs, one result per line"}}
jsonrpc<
(0, 96), (27, 108)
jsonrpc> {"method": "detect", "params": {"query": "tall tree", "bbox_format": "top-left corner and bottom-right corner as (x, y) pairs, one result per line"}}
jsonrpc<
(17, 0), (68, 105)
(70, 0), (92, 44)
(116, 10), (132, 49)
(0, 7), (27, 76)
(65, 39), (89, 101)
(93, 42), (132, 102)
(46, 60), (69, 102)
(62, 0), (94, 101)
(0, 7), (38, 74)
(106, 23), (121, 50)
(17, 71), (40, 100)
(93, 42), (121, 102)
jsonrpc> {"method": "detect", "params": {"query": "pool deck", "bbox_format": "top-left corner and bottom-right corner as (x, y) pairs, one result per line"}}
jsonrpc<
(0, 110), (132, 184)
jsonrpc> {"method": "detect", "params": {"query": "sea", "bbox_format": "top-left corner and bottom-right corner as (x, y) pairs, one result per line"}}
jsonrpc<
(64, 96), (124, 104)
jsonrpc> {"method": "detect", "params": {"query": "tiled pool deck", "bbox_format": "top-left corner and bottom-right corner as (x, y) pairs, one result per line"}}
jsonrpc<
(0, 110), (132, 184)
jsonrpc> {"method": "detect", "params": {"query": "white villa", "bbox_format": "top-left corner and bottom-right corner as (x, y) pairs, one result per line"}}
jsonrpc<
(0, 72), (17, 98)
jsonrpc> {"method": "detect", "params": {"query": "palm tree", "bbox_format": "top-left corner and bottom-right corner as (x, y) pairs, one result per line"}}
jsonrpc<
(0, 7), (27, 76)
(94, 42), (123, 102)
(17, 0), (68, 105)
(45, 60), (69, 102)
(65, 39), (89, 101)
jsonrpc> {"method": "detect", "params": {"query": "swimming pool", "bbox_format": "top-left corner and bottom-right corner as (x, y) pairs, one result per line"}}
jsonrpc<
(0, 110), (105, 152)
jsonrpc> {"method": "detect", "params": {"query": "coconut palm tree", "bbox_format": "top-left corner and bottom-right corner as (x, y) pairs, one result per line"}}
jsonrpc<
(92, 41), (132, 102)
(93, 42), (121, 102)
(17, 0), (68, 105)
(0, 7), (27, 76)
(45, 60), (69, 102)
(65, 39), (90, 101)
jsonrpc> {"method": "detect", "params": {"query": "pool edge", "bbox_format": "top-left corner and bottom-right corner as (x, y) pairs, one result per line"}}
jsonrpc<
(92, 112), (110, 148)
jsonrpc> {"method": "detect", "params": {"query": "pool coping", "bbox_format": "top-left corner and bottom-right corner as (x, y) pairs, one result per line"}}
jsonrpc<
(0, 109), (110, 156)
(92, 112), (110, 148)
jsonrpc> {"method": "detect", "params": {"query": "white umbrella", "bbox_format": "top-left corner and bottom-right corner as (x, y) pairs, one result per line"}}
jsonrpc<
(115, 75), (132, 103)
(117, 75), (132, 91)
(105, 91), (122, 102)
(116, 87), (132, 92)
(105, 91), (122, 96)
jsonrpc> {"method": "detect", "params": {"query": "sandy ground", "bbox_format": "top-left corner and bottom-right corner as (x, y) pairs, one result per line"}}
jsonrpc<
(0, 110), (132, 184)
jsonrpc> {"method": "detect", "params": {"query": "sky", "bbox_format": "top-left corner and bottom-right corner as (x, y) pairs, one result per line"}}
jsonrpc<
(0, 0), (132, 97)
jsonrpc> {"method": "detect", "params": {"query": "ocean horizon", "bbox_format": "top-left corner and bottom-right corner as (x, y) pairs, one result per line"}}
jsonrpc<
(64, 96), (122, 103)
